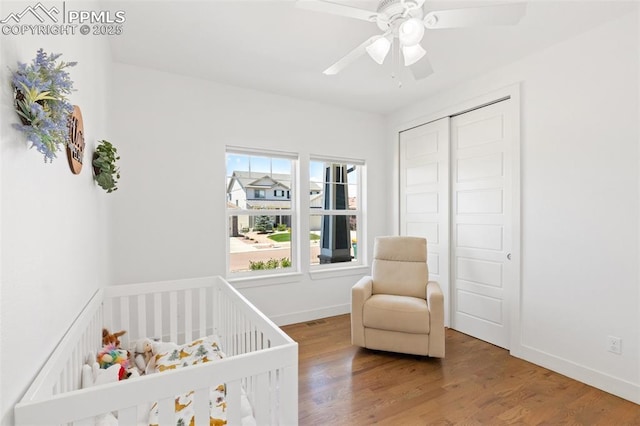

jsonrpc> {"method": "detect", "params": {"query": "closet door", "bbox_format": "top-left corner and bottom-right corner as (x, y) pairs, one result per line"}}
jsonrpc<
(450, 100), (514, 349)
(399, 118), (450, 326)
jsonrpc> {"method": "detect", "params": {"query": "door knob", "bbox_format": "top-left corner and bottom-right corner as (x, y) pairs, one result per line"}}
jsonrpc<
(507, 253), (512, 260)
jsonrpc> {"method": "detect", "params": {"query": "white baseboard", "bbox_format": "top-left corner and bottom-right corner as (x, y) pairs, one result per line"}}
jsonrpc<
(271, 304), (350, 326)
(511, 344), (640, 404)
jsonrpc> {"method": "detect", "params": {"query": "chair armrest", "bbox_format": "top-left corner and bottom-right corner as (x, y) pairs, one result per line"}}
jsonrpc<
(353, 276), (373, 302)
(426, 280), (445, 357)
(351, 276), (373, 347)
(426, 280), (443, 310)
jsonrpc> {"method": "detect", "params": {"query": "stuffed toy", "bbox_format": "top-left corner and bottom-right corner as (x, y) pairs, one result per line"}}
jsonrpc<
(131, 338), (154, 374)
(98, 344), (129, 380)
(102, 328), (126, 347)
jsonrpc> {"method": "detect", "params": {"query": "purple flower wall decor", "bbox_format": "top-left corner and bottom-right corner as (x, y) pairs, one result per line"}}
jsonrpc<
(11, 49), (77, 162)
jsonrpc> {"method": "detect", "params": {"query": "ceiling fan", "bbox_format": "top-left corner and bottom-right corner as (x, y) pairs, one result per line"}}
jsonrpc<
(296, 0), (527, 81)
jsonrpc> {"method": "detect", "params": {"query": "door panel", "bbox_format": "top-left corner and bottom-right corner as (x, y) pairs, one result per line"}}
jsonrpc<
(451, 100), (513, 349)
(399, 118), (450, 326)
(457, 189), (503, 214)
(457, 257), (502, 287)
(457, 291), (503, 324)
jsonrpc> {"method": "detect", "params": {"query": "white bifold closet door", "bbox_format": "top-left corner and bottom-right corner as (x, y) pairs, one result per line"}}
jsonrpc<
(451, 100), (514, 349)
(399, 117), (451, 326)
(400, 99), (514, 348)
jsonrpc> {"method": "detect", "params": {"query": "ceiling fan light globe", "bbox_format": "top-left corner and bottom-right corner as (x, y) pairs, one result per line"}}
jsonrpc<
(402, 44), (426, 66)
(366, 37), (391, 64)
(399, 18), (425, 46)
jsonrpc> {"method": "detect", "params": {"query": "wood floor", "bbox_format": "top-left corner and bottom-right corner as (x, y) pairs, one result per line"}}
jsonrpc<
(281, 314), (640, 425)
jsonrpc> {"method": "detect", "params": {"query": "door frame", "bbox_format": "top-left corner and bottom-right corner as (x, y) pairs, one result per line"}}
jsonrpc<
(394, 83), (521, 354)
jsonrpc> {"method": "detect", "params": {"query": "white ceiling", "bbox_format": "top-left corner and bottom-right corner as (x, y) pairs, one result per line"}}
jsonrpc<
(108, 1), (636, 115)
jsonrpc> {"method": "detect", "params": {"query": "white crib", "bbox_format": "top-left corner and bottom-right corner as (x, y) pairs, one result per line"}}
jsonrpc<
(14, 276), (298, 425)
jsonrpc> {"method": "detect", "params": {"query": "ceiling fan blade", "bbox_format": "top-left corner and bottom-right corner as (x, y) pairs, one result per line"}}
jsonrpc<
(323, 35), (380, 75)
(409, 54), (434, 80)
(296, 0), (377, 22)
(424, 3), (527, 29)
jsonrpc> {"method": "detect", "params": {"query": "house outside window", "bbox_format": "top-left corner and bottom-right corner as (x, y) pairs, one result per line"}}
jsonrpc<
(310, 158), (363, 268)
(226, 149), (296, 275)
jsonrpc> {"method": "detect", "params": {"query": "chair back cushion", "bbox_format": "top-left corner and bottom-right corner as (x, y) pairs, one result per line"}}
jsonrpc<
(371, 236), (428, 299)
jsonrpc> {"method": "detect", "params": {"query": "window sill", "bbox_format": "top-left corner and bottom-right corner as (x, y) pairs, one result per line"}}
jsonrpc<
(227, 272), (304, 289)
(309, 265), (370, 280)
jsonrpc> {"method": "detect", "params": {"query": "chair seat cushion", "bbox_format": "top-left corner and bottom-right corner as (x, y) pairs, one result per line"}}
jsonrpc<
(363, 294), (430, 334)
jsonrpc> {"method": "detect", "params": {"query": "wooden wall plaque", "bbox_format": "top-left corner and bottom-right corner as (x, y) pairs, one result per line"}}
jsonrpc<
(67, 105), (85, 174)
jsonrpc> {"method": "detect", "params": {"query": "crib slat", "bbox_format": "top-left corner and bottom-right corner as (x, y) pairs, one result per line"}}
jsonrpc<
(97, 308), (104, 350)
(158, 397), (174, 426)
(222, 294), (228, 352)
(118, 406), (136, 425)
(199, 287), (206, 337)
(103, 297), (113, 330)
(228, 296), (233, 354)
(281, 364), (299, 426)
(170, 291), (178, 343)
(120, 296), (130, 337)
(270, 370), (277, 425)
(226, 380), (242, 426)
(235, 306), (240, 356)
(240, 312), (245, 355)
(58, 370), (64, 394)
(255, 371), (270, 425)
(212, 285), (219, 336)
(137, 294), (146, 339)
(193, 388), (209, 425)
(230, 300), (236, 355)
(244, 315), (249, 354)
(65, 359), (72, 393)
(185, 289), (193, 342)
(238, 309), (243, 354)
(154, 292), (162, 339)
(251, 326), (257, 353)
(75, 348), (81, 389)
(70, 349), (77, 392)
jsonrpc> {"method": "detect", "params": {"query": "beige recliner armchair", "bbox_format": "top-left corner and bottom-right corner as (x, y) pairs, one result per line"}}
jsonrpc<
(351, 236), (445, 357)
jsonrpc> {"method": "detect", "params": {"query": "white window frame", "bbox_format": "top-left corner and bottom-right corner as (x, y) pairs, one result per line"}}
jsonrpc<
(309, 155), (365, 271)
(225, 147), (299, 280)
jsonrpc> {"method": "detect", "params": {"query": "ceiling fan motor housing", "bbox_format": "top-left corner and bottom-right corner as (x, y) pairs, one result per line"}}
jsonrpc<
(376, 0), (424, 31)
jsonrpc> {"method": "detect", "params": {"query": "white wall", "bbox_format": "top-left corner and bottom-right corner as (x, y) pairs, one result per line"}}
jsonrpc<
(109, 63), (387, 324)
(387, 9), (640, 403)
(0, 2), (113, 423)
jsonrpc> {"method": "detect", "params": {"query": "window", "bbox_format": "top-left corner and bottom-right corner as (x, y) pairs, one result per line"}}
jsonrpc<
(226, 149), (296, 275)
(226, 148), (365, 280)
(310, 158), (362, 267)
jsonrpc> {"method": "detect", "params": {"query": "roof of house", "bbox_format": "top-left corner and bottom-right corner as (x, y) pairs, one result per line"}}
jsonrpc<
(230, 171), (290, 189)
(227, 171), (323, 193)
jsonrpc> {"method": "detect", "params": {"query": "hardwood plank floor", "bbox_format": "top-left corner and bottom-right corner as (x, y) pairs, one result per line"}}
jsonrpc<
(281, 314), (640, 425)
